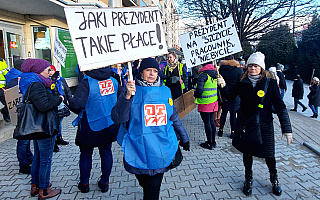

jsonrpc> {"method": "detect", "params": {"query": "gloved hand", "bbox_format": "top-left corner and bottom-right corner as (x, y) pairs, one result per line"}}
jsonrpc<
(217, 74), (226, 88)
(282, 133), (293, 145)
(179, 141), (190, 151)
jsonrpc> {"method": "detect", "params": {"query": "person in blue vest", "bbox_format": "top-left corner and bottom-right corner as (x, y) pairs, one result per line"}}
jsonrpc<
(5, 59), (34, 175)
(67, 66), (121, 193)
(20, 58), (62, 199)
(164, 52), (186, 99)
(111, 58), (190, 200)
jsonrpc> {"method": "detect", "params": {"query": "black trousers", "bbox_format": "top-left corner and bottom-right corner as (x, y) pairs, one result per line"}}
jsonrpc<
(135, 173), (164, 200)
(219, 110), (236, 132)
(243, 154), (277, 175)
(200, 112), (216, 144)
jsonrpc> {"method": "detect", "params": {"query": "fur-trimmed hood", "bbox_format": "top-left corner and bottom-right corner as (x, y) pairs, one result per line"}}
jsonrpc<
(219, 59), (240, 67)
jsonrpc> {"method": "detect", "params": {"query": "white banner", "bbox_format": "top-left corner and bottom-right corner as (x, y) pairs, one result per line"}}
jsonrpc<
(64, 7), (168, 71)
(54, 35), (67, 67)
(4, 86), (22, 126)
(179, 16), (242, 68)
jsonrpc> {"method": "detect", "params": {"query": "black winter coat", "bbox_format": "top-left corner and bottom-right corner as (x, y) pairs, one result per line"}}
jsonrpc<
(292, 78), (304, 99)
(219, 60), (243, 111)
(222, 76), (292, 158)
(277, 71), (287, 91)
(28, 82), (62, 113)
(68, 67), (121, 147)
(308, 84), (320, 106)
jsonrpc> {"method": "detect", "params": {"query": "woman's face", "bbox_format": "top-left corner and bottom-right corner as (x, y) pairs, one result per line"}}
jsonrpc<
(168, 54), (176, 64)
(247, 64), (261, 76)
(141, 68), (158, 83)
(40, 66), (52, 78)
(49, 69), (55, 77)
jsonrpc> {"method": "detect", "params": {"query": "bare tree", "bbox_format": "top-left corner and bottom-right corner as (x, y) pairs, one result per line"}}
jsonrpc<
(178, 0), (318, 43)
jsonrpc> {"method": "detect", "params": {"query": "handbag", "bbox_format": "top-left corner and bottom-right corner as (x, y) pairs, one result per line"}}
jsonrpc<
(239, 78), (270, 145)
(169, 146), (183, 169)
(13, 83), (60, 140)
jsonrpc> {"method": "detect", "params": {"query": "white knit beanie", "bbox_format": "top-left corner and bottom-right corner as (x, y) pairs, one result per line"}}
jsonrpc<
(246, 52), (265, 70)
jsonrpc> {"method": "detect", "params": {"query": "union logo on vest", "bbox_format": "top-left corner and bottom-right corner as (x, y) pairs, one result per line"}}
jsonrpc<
(98, 79), (115, 96)
(144, 104), (167, 126)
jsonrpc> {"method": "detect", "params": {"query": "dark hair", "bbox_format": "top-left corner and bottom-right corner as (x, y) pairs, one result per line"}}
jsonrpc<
(168, 51), (177, 58)
(223, 55), (234, 60)
(202, 61), (213, 66)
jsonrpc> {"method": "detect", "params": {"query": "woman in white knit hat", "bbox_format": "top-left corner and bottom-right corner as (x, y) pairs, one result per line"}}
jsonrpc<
(307, 77), (320, 118)
(217, 52), (293, 197)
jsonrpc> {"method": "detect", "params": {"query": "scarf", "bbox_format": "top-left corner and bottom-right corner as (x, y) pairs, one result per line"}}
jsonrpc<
(168, 59), (178, 70)
(136, 75), (161, 87)
(248, 74), (261, 88)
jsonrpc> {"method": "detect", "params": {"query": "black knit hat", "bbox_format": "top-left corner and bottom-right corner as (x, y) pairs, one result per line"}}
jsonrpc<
(139, 58), (160, 73)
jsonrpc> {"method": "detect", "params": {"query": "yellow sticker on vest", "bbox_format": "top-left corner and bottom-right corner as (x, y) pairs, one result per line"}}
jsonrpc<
(257, 90), (265, 97)
(169, 98), (173, 106)
(50, 83), (55, 90)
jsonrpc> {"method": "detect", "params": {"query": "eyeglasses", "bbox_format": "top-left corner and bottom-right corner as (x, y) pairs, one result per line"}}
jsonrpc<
(45, 68), (53, 72)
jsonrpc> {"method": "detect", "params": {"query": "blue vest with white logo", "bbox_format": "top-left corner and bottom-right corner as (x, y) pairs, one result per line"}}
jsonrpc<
(84, 76), (118, 131)
(118, 85), (178, 170)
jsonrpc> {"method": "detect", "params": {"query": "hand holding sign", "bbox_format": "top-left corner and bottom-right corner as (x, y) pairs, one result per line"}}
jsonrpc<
(126, 80), (136, 99)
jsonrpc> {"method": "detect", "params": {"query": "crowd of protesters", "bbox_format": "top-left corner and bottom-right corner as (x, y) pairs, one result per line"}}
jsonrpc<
(1, 50), (318, 200)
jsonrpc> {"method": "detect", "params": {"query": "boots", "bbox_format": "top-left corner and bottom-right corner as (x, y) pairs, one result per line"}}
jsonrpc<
(230, 131), (234, 139)
(243, 173), (253, 196)
(31, 184), (39, 197)
(218, 129), (223, 137)
(53, 143), (59, 152)
(31, 183), (52, 197)
(56, 135), (69, 145)
(270, 173), (282, 196)
(38, 187), (61, 199)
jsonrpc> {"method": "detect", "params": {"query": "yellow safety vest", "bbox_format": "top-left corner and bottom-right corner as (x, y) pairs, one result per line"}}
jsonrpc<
(164, 63), (185, 90)
(0, 59), (8, 88)
(195, 73), (217, 104)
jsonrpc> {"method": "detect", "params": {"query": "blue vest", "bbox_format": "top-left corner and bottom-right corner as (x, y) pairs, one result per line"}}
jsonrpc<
(118, 85), (178, 170)
(19, 73), (44, 98)
(84, 76), (118, 131)
(5, 68), (22, 85)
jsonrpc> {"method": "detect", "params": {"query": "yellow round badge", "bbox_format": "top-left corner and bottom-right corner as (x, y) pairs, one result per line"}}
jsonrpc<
(169, 98), (173, 106)
(51, 83), (56, 90)
(257, 90), (265, 97)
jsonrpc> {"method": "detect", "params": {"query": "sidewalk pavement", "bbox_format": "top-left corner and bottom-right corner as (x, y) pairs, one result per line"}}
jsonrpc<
(0, 79), (319, 199)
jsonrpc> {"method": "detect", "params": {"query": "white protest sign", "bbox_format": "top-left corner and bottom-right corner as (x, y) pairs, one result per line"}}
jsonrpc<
(4, 86), (22, 126)
(64, 7), (168, 71)
(54, 35), (67, 67)
(179, 16), (242, 68)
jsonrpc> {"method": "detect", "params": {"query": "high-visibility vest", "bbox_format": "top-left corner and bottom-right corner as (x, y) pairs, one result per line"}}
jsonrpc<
(195, 73), (218, 104)
(0, 59), (8, 88)
(164, 63), (185, 89)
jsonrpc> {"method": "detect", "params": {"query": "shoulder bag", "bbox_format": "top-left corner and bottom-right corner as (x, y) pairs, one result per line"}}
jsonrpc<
(13, 83), (60, 140)
(169, 146), (183, 169)
(239, 78), (270, 145)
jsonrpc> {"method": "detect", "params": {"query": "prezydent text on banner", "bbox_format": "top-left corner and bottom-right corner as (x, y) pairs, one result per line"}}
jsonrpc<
(179, 16), (242, 68)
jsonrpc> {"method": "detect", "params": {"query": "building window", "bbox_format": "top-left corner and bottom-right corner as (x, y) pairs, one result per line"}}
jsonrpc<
(158, 2), (162, 9)
(140, 0), (147, 6)
(33, 26), (51, 63)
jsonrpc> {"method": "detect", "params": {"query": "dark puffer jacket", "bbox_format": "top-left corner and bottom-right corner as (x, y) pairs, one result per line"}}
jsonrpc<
(68, 67), (121, 147)
(292, 77), (304, 99)
(222, 76), (292, 158)
(219, 59), (243, 111)
(308, 84), (320, 106)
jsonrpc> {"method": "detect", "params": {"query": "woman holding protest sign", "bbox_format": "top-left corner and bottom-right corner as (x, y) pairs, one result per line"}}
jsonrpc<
(164, 52), (186, 99)
(67, 66), (121, 193)
(111, 58), (190, 200)
(217, 52), (292, 196)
